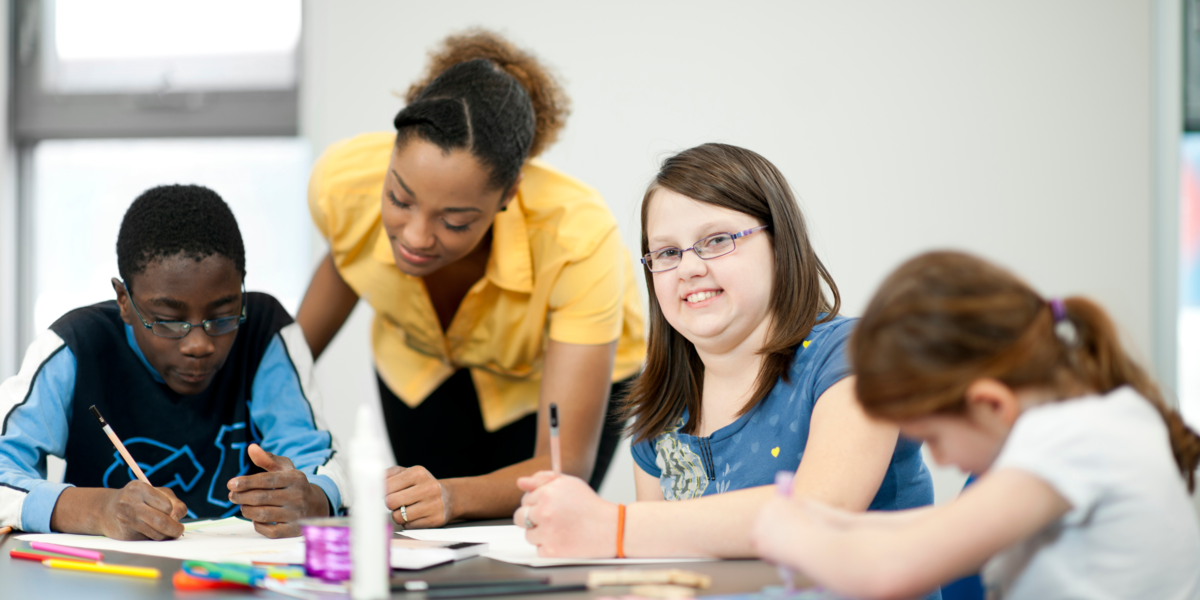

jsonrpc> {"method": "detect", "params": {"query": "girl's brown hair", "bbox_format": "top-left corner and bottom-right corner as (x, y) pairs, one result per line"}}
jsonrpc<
(851, 250), (1200, 491)
(405, 28), (570, 159)
(625, 143), (840, 443)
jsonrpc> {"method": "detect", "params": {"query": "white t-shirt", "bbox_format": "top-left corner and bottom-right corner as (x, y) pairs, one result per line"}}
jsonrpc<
(983, 386), (1200, 600)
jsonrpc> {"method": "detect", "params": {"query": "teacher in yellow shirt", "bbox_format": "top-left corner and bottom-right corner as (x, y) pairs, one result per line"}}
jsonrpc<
(298, 30), (645, 528)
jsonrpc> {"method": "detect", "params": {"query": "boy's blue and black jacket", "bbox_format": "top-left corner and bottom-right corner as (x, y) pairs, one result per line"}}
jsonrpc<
(0, 292), (347, 532)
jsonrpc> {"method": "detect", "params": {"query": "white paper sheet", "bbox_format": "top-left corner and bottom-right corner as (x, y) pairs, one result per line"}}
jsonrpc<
(17, 518), (488, 570)
(19, 520), (711, 568)
(401, 525), (714, 567)
(17, 517), (301, 564)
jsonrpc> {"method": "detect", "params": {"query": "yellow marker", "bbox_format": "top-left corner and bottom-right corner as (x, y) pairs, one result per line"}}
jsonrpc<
(42, 559), (161, 579)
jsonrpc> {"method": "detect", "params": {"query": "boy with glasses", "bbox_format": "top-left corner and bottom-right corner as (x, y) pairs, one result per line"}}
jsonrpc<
(0, 185), (345, 540)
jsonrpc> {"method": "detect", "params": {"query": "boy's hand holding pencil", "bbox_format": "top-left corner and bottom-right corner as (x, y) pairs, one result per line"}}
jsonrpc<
(70, 405), (188, 540)
(48, 483), (187, 541)
(101, 482), (188, 540)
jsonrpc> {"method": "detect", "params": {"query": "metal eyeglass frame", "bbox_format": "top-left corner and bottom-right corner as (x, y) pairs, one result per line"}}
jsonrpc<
(122, 280), (247, 339)
(641, 225), (770, 273)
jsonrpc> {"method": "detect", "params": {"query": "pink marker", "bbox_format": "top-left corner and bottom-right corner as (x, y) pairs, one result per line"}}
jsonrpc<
(30, 542), (103, 562)
(549, 404), (562, 474)
(775, 470), (796, 592)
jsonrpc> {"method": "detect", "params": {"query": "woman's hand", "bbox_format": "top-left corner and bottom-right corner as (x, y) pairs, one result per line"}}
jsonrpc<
(386, 465), (452, 529)
(227, 444), (331, 538)
(515, 471), (619, 558)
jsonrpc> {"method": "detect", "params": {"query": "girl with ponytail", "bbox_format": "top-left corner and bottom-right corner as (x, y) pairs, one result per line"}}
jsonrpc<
(298, 30), (645, 528)
(751, 250), (1200, 600)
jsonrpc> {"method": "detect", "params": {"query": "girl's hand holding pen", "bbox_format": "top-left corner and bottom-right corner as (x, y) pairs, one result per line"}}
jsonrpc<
(515, 471), (619, 558)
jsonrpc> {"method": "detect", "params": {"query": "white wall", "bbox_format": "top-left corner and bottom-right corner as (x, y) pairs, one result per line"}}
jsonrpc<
(301, 0), (1159, 504)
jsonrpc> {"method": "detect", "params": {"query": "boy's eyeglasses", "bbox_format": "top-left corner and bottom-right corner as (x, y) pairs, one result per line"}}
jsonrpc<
(641, 225), (770, 273)
(122, 281), (247, 339)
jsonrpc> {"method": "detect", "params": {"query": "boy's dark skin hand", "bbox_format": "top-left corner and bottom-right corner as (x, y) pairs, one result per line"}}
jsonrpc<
(228, 443), (331, 538)
(50, 483), (188, 541)
(47, 253), (328, 539)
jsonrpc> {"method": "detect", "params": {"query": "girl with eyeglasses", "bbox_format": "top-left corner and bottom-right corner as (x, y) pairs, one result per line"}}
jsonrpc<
(514, 143), (936, 566)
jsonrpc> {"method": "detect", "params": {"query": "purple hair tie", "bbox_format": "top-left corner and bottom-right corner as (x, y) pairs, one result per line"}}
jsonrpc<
(1048, 298), (1079, 346)
(1049, 298), (1067, 323)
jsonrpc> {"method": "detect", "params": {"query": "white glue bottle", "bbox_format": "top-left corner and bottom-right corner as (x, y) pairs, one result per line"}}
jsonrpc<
(350, 404), (389, 600)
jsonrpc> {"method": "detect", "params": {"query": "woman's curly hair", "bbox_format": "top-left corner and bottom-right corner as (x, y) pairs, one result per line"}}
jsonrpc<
(405, 28), (570, 159)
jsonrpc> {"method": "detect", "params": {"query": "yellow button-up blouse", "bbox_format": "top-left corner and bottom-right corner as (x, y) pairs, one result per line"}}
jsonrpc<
(308, 132), (645, 431)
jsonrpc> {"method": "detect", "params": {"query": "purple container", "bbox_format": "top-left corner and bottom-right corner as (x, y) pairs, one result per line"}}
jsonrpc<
(301, 517), (353, 582)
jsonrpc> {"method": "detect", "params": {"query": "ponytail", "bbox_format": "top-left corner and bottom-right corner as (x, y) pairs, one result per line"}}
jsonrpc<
(1058, 297), (1200, 492)
(852, 251), (1200, 492)
(405, 29), (570, 160)
(393, 55), (533, 192)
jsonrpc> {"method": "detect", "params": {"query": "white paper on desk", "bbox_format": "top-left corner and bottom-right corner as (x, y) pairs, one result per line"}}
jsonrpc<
(17, 517), (303, 564)
(401, 525), (714, 567)
(18, 518), (488, 570)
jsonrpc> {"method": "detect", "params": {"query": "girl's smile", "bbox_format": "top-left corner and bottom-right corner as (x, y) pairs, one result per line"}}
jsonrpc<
(683, 288), (724, 306)
(646, 189), (772, 355)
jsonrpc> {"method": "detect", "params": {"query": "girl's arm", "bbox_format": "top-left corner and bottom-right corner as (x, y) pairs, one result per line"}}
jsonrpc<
(625, 377), (897, 557)
(388, 339), (618, 527)
(296, 252), (359, 360)
(753, 468), (1070, 600)
(518, 377), (903, 558)
(790, 377), (898, 510)
(795, 495), (937, 529)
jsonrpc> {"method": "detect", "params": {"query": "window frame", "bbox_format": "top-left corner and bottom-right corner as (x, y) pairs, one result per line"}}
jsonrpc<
(12, 0), (299, 141)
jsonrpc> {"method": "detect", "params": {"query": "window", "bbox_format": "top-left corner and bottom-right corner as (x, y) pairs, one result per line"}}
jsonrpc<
(14, 0), (300, 139)
(47, 0), (300, 94)
(28, 138), (312, 334)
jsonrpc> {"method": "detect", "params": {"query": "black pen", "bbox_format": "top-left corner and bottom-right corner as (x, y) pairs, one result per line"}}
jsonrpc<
(392, 577), (550, 591)
(549, 403), (562, 474)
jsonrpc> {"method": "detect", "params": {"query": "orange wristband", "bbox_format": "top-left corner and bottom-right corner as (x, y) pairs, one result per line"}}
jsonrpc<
(616, 503), (626, 559)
